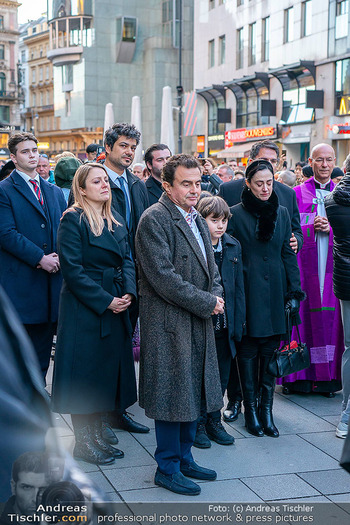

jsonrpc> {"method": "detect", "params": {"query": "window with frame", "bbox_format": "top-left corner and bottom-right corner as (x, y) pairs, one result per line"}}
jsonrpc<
(0, 105), (9, 123)
(39, 67), (43, 81)
(40, 92), (44, 106)
(46, 65), (49, 80)
(284, 7), (294, 43)
(262, 16), (270, 61)
(32, 93), (36, 106)
(237, 27), (244, 69)
(335, 58), (350, 115)
(336, 0), (349, 39)
(301, 1), (312, 37)
(0, 16), (4, 30)
(208, 39), (215, 68)
(46, 90), (50, 105)
(219, 35), (226, 65)
(237, 0), (243, 6)
(0, 71), (5, 94)
(249, 22), (256, 66)
(0, 44), (4, 60)
(32, 68), (36, 83)
(209, 0), (215, 9)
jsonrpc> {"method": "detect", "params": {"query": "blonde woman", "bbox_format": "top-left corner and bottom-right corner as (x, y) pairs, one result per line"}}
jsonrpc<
(51, 163), (137, 465)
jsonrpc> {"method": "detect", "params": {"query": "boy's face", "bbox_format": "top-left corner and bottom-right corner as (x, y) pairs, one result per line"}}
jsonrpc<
(205, 213), (228, 245)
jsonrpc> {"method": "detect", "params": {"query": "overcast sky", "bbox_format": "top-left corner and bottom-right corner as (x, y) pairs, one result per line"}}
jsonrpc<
(18, 0), (47, 24)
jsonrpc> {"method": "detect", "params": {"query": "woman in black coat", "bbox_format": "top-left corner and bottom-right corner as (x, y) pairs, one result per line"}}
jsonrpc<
(228, 160), (304, 438)
(51, 163), (137, 465)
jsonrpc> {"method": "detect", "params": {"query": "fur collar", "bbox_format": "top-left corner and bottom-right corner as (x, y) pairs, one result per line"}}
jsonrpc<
(241, 185), (279, 242)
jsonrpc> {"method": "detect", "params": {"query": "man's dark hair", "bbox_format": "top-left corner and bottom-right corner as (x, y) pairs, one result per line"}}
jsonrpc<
(249, 140), (279, 161)
(295, 161), (307, 168)
(8, 132), (38, 155)
(162, 154), (200, 185)
(86, 143), (99, 154)
(12, 452), (47, 483)
(104, 123), (141, 151)
(144, 144), (171, 168)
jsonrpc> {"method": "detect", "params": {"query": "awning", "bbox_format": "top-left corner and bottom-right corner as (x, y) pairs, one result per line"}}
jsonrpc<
(217, 143), (251, 158)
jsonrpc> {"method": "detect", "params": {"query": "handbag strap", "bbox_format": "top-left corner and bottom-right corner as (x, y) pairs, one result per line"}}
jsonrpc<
(287, 310), (302, 346)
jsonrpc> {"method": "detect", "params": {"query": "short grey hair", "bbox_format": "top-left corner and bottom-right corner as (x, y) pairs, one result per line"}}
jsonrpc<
(344, 153), (350, 174)
(278, 170), (296, 188)
(217, 164), (234, 179)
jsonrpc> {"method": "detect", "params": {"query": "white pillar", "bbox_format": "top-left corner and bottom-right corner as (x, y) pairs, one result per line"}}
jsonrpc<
(103, 103), (115, 135)
(161, 86), (175, 154)
(131, 95), (143, 164)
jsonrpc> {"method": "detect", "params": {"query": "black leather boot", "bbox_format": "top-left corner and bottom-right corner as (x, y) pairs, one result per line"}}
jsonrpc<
(238, 356), (264, 437)
(73, 425), (115, 465)
(91, 418), (124, 458)
(101, 413), (119, 445)
(259, 356), (279, 438)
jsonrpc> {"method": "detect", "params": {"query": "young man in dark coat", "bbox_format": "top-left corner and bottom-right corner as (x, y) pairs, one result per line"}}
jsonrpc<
(103, 123), (150, 435)
(0, 132), (66, 379)
(135, 154), (224, 496)
(144, 143), (171, 205)
(325, 157), (350, 439)
(196, 195), (246, 448)
(218, 139), (303, 422)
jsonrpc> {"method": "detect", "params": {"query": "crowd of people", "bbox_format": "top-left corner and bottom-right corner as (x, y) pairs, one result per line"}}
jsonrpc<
(0, 126), (349, 498)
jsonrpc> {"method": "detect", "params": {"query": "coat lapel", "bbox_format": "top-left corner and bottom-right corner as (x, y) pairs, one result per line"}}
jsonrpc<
(87, 221), (125, 258)
(11, 171), (47, 218)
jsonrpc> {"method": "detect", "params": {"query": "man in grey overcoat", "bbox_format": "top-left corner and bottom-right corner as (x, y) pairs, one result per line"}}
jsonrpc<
(135, 154), (224, 496)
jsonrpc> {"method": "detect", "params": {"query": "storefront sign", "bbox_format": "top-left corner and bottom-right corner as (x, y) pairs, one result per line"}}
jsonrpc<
(208, 134), (225, 155)
(37, 142), (50, 149)
(197, 135), (205, 153)
(326, 123), (350, 134)
(225, 126), (276, 148)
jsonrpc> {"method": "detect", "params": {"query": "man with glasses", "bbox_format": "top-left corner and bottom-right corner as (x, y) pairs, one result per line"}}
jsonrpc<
(36, 154), (54, 184)
(218, 140), (303, 422)
(282, 143), (344, 396)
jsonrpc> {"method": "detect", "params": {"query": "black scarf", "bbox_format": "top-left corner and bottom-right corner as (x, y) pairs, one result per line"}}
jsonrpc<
(241, 185), (279, 242)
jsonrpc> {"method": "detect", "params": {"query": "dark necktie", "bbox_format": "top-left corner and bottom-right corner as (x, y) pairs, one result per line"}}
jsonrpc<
(118, 176), (131, 227)
(29, 179), (44, 206)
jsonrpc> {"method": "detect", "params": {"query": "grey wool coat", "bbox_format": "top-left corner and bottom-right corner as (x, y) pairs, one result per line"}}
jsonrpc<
(135, 193), (224, 422)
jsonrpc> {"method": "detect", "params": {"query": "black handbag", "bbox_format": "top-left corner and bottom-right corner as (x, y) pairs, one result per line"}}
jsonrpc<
(267, 313), (310, 378)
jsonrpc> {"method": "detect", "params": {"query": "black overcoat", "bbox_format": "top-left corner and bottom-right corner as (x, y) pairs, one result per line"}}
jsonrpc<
(219, 177), (303, 252)
(145, 175), (163, 205)
(228, 203), (302, 338)
(51, 209), (137, 415)
(135, 193), (224, 422)
(220, 233), (246, 357)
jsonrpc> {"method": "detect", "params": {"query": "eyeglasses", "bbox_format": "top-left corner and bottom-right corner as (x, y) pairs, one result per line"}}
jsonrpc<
(39, 154), (48, 159)
(313, 157), (335, 164)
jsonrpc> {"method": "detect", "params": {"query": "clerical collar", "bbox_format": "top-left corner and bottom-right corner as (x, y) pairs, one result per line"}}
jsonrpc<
(314, 178), (331, 191)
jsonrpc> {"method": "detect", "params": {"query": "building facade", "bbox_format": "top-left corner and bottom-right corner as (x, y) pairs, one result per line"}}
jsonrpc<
(0, 0), (22, 159)
(46, 0), (194, 157)
(194, 0), (350, 166)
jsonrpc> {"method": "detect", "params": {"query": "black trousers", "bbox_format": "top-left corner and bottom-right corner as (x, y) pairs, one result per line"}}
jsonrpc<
(24, 322), (56, 379)
(200, 330), (231, 422)
(237, 335), (280, 360)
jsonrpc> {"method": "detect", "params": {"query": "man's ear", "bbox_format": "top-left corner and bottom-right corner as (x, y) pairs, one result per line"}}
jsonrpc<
(10, 153), (16, 165)
(104, 144), (111, 155)
(162, 181), (170, 194)
(10, 479), (16, 496)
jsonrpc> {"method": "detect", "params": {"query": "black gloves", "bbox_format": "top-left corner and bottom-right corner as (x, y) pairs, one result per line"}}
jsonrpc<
(285, 298), (300, 316)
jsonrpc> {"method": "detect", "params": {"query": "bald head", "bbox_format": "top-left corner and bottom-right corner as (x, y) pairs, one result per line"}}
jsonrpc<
(309, 143), (335, 184)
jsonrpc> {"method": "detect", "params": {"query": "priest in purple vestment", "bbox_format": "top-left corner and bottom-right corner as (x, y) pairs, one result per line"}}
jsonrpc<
(282, 144), (344, 395)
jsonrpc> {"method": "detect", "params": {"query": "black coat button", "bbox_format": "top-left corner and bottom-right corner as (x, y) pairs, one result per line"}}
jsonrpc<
(41, 223), (46, 228)
(43, 243), (47, 249)
(263, 256), (268, 261)
(264, 275), (269, 280)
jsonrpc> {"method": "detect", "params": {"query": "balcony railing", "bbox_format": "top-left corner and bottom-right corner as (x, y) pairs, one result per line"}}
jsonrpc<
(48, 15), (93, 66)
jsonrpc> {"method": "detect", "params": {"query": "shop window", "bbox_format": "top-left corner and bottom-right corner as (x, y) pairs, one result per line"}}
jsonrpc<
(262, 17), (270, 62)
(284, 7), (294, 43)
(335, 58), (350, 115)
(208, 39), (215, 68)
(280, 86), (315, 125)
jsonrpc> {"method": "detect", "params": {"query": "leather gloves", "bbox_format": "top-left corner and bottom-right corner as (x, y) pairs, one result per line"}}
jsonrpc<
(285, 298), (300, 316)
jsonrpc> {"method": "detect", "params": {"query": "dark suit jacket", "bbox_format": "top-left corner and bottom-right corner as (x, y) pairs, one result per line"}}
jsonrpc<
(0, 171), (66, 323)
(218, 177), (303, 252)
(145, 175), (163, 206)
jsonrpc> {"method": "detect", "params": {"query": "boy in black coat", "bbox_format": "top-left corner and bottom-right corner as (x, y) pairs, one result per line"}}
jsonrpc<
(195, 195), (246, 447)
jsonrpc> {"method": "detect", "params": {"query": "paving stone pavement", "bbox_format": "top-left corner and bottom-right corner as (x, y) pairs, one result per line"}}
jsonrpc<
(50, 381), (350, 506)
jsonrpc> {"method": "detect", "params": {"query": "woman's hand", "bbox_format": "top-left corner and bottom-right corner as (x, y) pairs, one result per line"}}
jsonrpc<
(108, 294), (133, 314)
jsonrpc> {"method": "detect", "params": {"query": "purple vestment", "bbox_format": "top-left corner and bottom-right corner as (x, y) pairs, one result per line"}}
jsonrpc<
(281, 177), (344, 386)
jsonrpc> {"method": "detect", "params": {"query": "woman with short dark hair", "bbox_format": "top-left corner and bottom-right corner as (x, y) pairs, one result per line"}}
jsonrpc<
(228, 160), (305, 438)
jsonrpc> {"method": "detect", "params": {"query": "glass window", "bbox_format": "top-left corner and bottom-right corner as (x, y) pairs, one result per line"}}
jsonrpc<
(280, 86), (315, 124)
(237, 27), (244, 69)
(21, 50), (25, 62)
(32, 68), (36, 83)
(39, 67), (43, 81)
(208, 39), (215, 68)
(219, 35), (225, 65)
(40, 92), (43, 106)
(301, 1), (312, 37)
(284, 7), (294, 43)
(46, 90), (50, 105)
(0, 44), (4, 60)
(62, 64), (73, 86)
(123, 18), (137, 42)
(0, 105), (9, 123)
(335, 58), (350, 115)
(209, 0), (215, 9)
(237, 0), (243, 6)
(249, 22), (256, 66)
(33, 93), (36, 106)
(46, 66), (49, 80)
(0, 16), (4, 30)
(336, 0), (349, 39)
(262, 17), (270, 61)
(0, 72), (6, 94)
